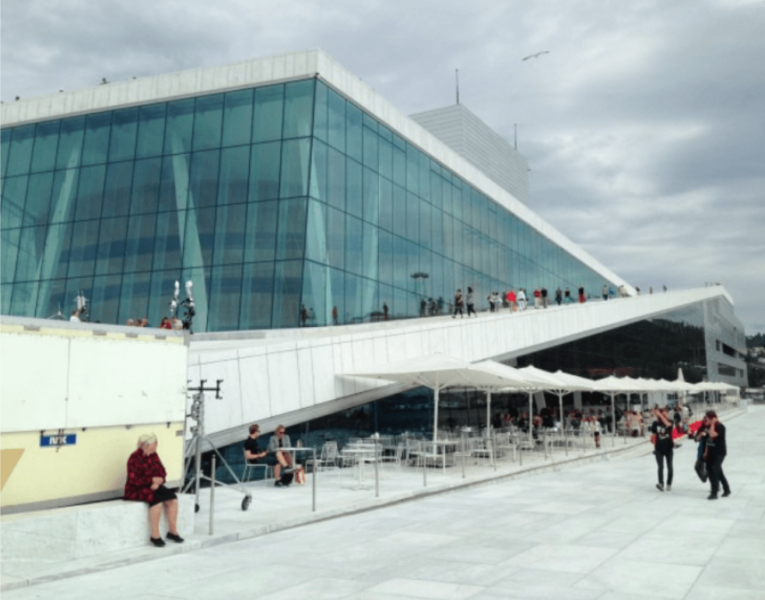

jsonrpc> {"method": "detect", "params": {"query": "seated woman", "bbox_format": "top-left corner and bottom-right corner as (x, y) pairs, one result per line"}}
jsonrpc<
(267, 425), (306, 486)
(125, 433), (184, 547)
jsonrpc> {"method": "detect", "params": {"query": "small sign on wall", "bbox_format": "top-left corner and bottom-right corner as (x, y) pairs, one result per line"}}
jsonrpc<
(40, 433), (77, 448)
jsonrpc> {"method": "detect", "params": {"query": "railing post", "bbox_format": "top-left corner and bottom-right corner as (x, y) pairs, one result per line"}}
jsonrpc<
(374, 437), (380, 498)
(491, 431), (497, 472)
(461, 431), (466, 479)
(209, 455), (215, 536)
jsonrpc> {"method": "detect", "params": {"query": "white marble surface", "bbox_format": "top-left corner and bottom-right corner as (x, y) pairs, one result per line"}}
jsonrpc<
(3, 406), (762, 599)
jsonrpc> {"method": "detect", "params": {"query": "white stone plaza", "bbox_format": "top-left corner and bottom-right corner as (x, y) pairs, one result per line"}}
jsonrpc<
(3, 404), (762, 600)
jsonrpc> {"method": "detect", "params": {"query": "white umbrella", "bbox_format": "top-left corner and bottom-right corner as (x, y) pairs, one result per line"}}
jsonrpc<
(591, 376), (637, 446)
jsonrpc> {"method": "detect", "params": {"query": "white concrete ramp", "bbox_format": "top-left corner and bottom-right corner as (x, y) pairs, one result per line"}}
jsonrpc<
(188, 286), (734, 448)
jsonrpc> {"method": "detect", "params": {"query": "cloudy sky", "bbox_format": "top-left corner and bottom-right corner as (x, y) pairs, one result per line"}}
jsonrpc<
(3, 0), (764, 334)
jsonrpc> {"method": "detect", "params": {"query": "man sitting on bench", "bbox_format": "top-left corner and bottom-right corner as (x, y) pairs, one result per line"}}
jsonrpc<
(267, 425), (306, 486)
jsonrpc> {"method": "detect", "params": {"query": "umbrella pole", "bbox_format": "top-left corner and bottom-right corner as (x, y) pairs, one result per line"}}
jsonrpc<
(559, 392), (567, 456)
(528, 391), (534, 446)
(486, 390), (492, 432)
(433, 387), (440, 442)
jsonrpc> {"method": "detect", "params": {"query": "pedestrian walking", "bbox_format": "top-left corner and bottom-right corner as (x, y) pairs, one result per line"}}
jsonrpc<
(541, 287), (549, 308)
(578, 286), (586, 303)
(517, 288), (527, 311)
(507, 288), (517, 312)
(466, 287), (477, 317)
(702, 410), (731, 500)
(555, 287), (562, 306)
(652, 407), (675, 491)
(533, 288), (542, 309)
(453, 289), (464, 318)
(602, 284), (608, 300)
(564, 288), (572, 304)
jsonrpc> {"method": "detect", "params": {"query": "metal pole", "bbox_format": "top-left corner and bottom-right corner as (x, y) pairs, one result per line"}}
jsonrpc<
(461, 431), (466, 479)
(374, 438), (379, 498)
(491, 430), (497, 472)
(312, 447), (316, 512)
(423, 448), (427, 487)
(611, 393), (616, 447)
(543, 428), (548, 460)
(209, 455), (215, 536)
(518, 430), (523, 466)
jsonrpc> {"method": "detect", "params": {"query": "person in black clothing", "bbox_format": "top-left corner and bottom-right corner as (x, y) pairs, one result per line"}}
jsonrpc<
(244, 424), (277, 474)
(453, 289), (464, 318)
(702, 410), (731, 500)
(651, 408), (675, 491)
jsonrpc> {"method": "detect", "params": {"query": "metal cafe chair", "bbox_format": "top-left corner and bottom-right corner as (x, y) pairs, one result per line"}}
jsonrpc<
(242, 451), (272, 484)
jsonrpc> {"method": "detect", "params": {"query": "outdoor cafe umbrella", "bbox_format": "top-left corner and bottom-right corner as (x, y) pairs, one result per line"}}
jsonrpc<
(590, 375), (638, 446)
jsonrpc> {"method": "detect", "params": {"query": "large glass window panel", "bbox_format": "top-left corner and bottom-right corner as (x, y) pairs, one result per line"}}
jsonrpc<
(451, 182), (463, 222)
(108, 108), (138, 163)
(305, 199), (327, 265)
(283, 79), (314, 139)
(345, 214), (363, 276)
(249, 141), (281, 202)
(379, 138), (392, 181)
(346, 103), (362, 162)
(67, 220), (100, 278)
(164, 99), (194, 155)
(55, 116), (86, 170)
(1, 176), (28, 230)
(23, 172), (53, 227)
(313, 81), (328, 142)
(240, 262), (275, 330)
(123, 212), (157, 273)
(326, 146), (345, 211)
(363, 126), (378, 171)
(118, 271), (151, 325)
(345, 273), (363, 323)
(419, 153), (430, 202)
(419, 199), (431, 249)
(272, 260), (303, 328)
(35, 278), (66, 319)
(362, 167), (379, 225)
(6, 125), (35, 176)
(147, 269), (181, 328)
(431, 205), (443, 252)
(309, 138), (327, 202)
(406, 192), (419, 243)
(188, 149), (220, 208)
(378, 229), (393, 287)
(181, 265), (211, 331)
(431, 255), (444, 299)
(1, 228), (20, 283)
(101, 161), (133, 218)
(379, 283), (393, 321)
(392, 144), (406, 188)
(10, 281), (39, 316)
(301, 260), (328, 326)
(64, 276), (93, 319)
(81, 112), (111, 166)
(192, 94), (223, 151)
(217, 146), (249, 205)
(393, 235), (408, 291)
(130, 157), (162, 214)
(158, 153), (190, 212)
(330, 267), (345, 325)
(222, 89), (254, 148)
(326, 206), (345, 270)
(30, 121), (60, 174)
(244, 200), (277, 263)
(392, 184), (406, 238)
(362, 221), (378, 282)
(327, 89), (346, 153)
(152, 211), (184, 272)
(346, 158), (362, 219)
(213, 203), (246, 265)
(279, 139), (310, 198)
(406, 240), (421, 293)
(1, 128), (11, 177)
(379, 177), (393, 233)
(74, 165), (106, 221)
(208, 264), (243, 331)
(253, 85), (284, 143)
(95, 216), (128, 275)
(14, 224), (47, 282)
(182, 207), (215, 268)
(136, 103), (167, 159)
(41, 222), (73, 280)
(406, 144), (419, 196)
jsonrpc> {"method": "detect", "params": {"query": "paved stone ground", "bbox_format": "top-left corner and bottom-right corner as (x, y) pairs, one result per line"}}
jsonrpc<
(4, 406), (763, 600)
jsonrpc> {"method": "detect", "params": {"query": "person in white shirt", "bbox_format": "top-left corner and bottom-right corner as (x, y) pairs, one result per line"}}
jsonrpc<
(69, 310), (81, 323)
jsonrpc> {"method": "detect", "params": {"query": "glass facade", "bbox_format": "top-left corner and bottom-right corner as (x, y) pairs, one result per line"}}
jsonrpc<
(2, 78), (613, 330)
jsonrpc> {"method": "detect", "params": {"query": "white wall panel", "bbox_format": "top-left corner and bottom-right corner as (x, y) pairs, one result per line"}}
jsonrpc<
(266, 348), (301, 415)
(238, 353), (271, 423)
(296, 347), (315, 408)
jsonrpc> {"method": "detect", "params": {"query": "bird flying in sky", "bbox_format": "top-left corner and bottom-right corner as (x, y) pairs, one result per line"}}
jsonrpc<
(522, 51), (550, 61)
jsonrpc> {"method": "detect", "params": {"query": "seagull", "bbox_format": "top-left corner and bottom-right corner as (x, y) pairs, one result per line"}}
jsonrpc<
(522, 50), (550, 61)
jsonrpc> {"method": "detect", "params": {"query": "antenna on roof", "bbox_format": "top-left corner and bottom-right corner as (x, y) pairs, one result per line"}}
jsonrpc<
(455, 69), (459, 105)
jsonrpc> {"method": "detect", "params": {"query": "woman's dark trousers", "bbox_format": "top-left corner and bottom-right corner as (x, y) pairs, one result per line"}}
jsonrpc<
(655, 447), (673, 486)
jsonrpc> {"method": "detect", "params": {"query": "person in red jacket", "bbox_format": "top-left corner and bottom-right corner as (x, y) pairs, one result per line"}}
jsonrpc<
(507, 288), (517, 312)
(125, 433), (184, 547)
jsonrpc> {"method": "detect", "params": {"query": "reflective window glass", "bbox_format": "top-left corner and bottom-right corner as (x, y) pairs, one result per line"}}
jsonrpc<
(15, 225), (47, 282)
(1, 128), (11, 177)
(1, 175), (28, 230)
(283, 80), (314, 139)
(346, 103), (362, 162)
(346, 158), (362, 219)
(193, 94), (224, 151)
(6, 125), (36, 176)
(24, 172), (53, 227)
(35, 278), (67, 319)
(188, 149), (220, 208)
(327, 146), (345, 211)
(148, 269), (181, 328)
(136, 103), (167, 159)
(362, 167), (379, 225)
(152, 211), (183, 272)
(279, 139), (310, 198)
(363, 126), (378, 171)
(74, 165), (106, 221)
(313, 81), (328, 142)
(124, 212), (157, 273)
(378, 229), (393, 287)
(249, 141), (281, 202)
(1, 228), (20, 283)
(362, 221), (378, 283)
(271, 260), (302, 328)
(379, 177), (393, 233)
(327, 89), (345, 152)
(393, 235), (408, 291)
(10, 280), (39, 316)
(130, 157), (162, 214)
(67, 219), (100, 277)
(240, 262), (275, 330)
(276, 197), (307, 260)
(108, 108), (138, 162)
(392, 184), (406, 238)
(406, 192), (419, 243)
(182, 207), (215, 267)
(222, 89), (254, 147)
(95, 216), (128, 275)
(30, 121), (60, 174)
(164, 99), (194, 155)
(101, 161), (133, 218)
(81, 113), (111, 166)
(48, 170), (79, 224)
(118, 271), (151, 325)
(305, 199), (327, 265)
(406, 144), (419, 196)
(419, 200), (431, 249)
(301, 260), (328, 326)
(253, 85), (284, 143)
(159, 153), (190, 212)
(345, 214), (363, 276)
(378, 138), (392, 181)
(309, 138), (327, 202)
(217, 146), (249, 205)
(208, 264), (243, 331)
(56, 116), (86, 170)
(392, 144), (405, 188)
(244, 200), (278, 263)
(327, 206), (344, 270)
(213, 203), (246, 265)
(329, 267), (344, 324)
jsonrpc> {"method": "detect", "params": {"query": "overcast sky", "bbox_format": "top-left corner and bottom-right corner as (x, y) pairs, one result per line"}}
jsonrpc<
(3, 0), (764, 334)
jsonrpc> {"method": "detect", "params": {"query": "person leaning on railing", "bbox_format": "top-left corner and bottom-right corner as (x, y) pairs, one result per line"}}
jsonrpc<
(124, 433), (184, 547)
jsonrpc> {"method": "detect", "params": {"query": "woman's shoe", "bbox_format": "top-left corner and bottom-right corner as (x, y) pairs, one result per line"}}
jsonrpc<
(150, 537), (166, 547)
(166, 532), (184, 543)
